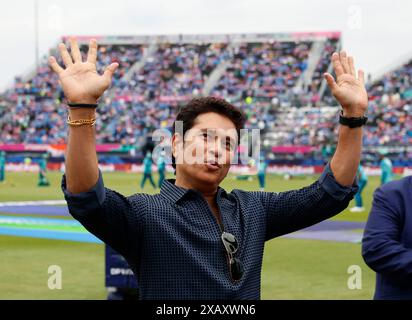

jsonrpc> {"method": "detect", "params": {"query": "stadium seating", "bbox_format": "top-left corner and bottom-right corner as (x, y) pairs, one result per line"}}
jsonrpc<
(1, 33), (410, 163)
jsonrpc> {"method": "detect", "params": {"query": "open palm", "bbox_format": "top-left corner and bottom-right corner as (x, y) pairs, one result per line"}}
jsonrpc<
(49, 38), (118, 104)
(324, 51), (368, 117)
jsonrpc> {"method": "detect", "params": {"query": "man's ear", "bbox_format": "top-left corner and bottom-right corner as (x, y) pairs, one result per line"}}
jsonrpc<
(172, 133), (182, 159)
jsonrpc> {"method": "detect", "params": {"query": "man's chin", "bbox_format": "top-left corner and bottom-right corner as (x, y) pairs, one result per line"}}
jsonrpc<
(194, 166), (226, 185)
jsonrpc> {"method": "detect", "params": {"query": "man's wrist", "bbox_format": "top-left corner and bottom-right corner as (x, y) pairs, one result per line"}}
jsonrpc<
(67, 96), (98, 105)
(341, 109), (366, 117)
(68, 108), (96, 120)
(339, 110), (367, 128)
(341, 102), (367, 117)
(68, 103), (98, 109)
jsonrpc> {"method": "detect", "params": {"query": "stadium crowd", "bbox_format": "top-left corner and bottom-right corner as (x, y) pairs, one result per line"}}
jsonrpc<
(0, 38), (411, 157)
(209, 41), (311, 103)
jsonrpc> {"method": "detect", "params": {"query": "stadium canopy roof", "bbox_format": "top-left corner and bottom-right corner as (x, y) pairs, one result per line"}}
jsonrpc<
(61, 31), (341, 45)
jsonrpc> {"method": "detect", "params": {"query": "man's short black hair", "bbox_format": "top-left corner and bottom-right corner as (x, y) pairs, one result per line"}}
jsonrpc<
(171, 96), (246, 170)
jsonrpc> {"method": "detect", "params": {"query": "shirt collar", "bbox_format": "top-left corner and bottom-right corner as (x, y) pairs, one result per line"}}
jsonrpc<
(160, 179), (191, 203)
(160, 179), (228, 204)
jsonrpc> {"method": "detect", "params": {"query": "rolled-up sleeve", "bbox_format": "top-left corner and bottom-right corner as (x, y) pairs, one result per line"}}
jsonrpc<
(62, 170), (106, 215)
(61, 170), (145, 263)
(257, 162), (358, 240)
(318, 163), (359, 201)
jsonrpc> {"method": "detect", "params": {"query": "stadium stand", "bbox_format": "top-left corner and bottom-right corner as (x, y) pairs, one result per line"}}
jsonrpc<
(0, 32), (411, 166)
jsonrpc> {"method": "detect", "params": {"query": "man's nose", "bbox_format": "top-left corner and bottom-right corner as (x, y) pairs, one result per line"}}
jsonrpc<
(214, 137), (223, 155)
(207, 137), (223, 160)
(205, 136), (217, 153)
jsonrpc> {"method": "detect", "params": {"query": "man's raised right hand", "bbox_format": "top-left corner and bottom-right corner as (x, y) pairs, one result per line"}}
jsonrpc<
(49, 37), (119, 104)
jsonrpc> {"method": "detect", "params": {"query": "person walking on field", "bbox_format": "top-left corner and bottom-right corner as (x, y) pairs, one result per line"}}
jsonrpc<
(140, 152), (156, 190)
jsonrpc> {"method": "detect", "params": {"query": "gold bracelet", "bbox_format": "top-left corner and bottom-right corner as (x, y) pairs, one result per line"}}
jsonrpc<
(67, 115), (96, 127)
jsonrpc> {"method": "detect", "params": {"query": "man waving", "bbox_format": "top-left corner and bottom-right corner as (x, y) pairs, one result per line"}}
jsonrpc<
(49, 38), (368, 299)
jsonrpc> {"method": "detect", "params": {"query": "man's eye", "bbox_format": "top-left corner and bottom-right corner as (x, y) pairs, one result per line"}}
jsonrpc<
(203, 133), (215, 140)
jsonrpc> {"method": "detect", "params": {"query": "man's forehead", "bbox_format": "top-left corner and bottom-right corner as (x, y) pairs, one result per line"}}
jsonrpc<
(193, 113), (237, 129)
(192, 127), (237, 137)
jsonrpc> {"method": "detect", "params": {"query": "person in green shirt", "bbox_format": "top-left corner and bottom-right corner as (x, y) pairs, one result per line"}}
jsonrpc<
(350, 162), (368, 212)
(157, 152), (166, 188)
(140, 152), (156, 190)
(257, 157), (268, 191)
(38, 153), (50, 187)
(0, 151), (6, 182)
(379, 154), (393, 185)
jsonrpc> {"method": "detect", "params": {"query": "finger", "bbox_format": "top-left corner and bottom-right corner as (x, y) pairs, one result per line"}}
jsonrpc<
(48, 56), (64, 74)
(358, 69), (365, 85)
(339, 51), (350, 74)
(348, 56), (356, 76)
(69, 37), (82, 63)
(103, 62), (119, 81)
(331, 52), (344, 77)
(58, 43), (73, 67)
(87, 38), (98, 65)
(324, 73), (338, 92)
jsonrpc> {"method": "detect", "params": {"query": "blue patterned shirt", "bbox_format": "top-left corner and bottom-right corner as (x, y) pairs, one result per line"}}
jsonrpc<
(61, 163), (358, 300)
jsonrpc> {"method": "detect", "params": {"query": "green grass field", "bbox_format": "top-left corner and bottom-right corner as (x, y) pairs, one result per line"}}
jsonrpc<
(0, 170), (389, 299)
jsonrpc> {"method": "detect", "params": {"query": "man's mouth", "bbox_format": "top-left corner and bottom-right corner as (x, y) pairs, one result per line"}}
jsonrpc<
(205, 161), (222, 170)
